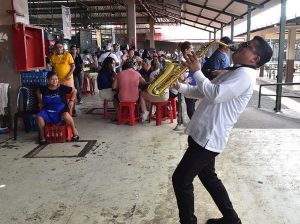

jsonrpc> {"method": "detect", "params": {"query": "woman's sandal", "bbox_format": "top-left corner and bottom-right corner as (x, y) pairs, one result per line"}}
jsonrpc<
(71, 135), (80, 142)
(40, 139), (47, 145)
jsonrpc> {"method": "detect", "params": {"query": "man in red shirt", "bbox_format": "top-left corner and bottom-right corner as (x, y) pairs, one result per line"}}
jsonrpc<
(112, 59), (146, 103)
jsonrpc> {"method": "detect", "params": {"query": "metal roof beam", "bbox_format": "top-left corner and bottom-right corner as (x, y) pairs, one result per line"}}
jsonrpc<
(29, 16), (150, 25)
(147, 4), (181, 19)
(208, 0), (234, 27)
(181, 10), (225, 26)
(183, 0), (243, 19)
(28, 1), (123, 8)
(222, 0), (271, 32)
(181, 17), (221, 30)
(234, 0), (264, 9)
(138, 0), (156, 21)
(29, 9), (129, 15)
(181, 21), (213, 33)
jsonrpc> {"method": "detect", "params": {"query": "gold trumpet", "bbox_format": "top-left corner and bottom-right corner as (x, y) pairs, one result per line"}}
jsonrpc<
(147, 40), (232, 96)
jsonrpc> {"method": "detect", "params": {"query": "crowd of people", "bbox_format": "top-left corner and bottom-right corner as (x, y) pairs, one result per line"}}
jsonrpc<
(95, 43), (175, 122)
(38, 37), (242, 143)
(40, 41), (177, 144)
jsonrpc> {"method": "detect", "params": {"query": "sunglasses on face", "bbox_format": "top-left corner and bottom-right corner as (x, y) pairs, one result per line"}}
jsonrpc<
(239, 41), (259, 55)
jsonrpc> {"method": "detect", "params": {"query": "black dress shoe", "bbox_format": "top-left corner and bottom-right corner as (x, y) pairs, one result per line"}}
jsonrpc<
(206, 217), (242, 224)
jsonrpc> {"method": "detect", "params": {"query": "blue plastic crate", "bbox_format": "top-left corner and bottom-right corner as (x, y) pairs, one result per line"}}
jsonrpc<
(21, 70), (48, 87)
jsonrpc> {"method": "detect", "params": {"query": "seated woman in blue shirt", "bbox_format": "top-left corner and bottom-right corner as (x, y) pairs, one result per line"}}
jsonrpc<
(97, 57), (117, 101)
(36, 71), (79, 144)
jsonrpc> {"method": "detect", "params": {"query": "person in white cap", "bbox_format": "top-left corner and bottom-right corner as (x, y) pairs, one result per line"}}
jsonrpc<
(98, 44), (119, 69)
(112, 43), (123, 73)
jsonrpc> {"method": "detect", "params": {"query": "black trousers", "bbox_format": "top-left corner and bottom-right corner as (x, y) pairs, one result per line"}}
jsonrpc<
(72, 73), (83, 115)
(74, 73), (83, 101)
(172, 136), (240, 224)
(184, 97), (196, 120)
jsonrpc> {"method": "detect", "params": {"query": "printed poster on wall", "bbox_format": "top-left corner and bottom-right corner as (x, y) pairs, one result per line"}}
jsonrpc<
(96, 30), (101, 48)
(62, 5), (72, 40)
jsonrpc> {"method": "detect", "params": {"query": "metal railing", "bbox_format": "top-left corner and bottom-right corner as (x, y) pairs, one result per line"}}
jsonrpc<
(258, 82), (300, 108)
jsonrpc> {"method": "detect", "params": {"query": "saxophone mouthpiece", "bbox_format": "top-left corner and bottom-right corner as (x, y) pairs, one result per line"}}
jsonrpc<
(229, 44), (238, 52)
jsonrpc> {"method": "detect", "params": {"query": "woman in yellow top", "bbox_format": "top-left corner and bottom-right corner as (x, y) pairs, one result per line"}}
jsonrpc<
(51, 41), (75, 87)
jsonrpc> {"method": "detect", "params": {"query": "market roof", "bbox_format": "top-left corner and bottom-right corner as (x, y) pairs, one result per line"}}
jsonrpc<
(28, 0), (275, 32)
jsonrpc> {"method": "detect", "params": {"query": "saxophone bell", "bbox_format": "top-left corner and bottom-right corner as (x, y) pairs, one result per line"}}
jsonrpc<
(147, 40), (233, 96)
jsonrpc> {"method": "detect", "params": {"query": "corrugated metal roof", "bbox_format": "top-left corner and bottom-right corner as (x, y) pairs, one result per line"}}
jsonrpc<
(28, 0), (275, 33)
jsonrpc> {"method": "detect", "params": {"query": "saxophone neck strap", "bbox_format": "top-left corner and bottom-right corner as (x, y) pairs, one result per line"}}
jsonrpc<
(225, 64), (257, 70)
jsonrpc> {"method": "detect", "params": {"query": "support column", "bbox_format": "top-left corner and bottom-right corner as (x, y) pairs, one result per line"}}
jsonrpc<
(208, 32), (213, 56)
(275, 0), (287, 112)
(0, 0), (29, 127)
(286, 27), (296, 83)
(246, 5), (252, 41)
(220, 25), (223, 38)
(149, 18), (155, 49)
(230, 16), (234, 41)
(126, 0), (136, 49)
(213, 28), (216, 40)
(230, 16), (234, 64)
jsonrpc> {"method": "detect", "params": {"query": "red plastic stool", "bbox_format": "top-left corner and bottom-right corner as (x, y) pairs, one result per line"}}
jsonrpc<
(169, 97), (178, 118)
(149, 101), (173, 126)
(104, 99), (116, 119)
(45, 123), (72, 143)
(82, 77), (95, 96)
(118, 102), (139, 126)
(44, 94), (74, 143)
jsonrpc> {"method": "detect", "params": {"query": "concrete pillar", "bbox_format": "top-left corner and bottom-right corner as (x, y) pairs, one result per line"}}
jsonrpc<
(230, 16), (234, 65)
(220, 25), (223, 39)
(149, 18), (155, 49)
(208, 32), (213, 56)
(126, 0), (136, 49)
(213, 28), (216, 40)
(259, 66), (264, 77)
(246, 5), (252, 41)
(275, 0), (287, 112)
(0, 0), (29, 127)
(286, 27), (296, 83)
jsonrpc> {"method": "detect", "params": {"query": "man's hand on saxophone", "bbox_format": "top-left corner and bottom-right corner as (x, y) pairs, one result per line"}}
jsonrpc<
(171, 80), (181, 90)
(183, 52), (201, 73)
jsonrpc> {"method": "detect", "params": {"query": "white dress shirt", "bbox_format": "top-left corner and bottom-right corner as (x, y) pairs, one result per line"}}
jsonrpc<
(98, 51), (119, 64)
(178, 67), (256, 153)
(113, 50), (123, 63)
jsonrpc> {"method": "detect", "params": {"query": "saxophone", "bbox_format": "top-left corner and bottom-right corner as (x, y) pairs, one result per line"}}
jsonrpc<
(147, 40), (231, 96)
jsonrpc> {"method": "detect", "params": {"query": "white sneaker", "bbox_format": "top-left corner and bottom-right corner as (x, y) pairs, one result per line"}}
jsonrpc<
(141, 111), (149, 122)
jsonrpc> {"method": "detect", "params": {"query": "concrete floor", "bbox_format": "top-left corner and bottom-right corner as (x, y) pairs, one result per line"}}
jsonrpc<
(1, 85), (300, 224)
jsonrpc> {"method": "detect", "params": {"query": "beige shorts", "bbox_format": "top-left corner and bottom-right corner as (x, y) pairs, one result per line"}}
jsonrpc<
(141, 89), (169, 102)
(61, 78), (74, 88)
(99, 88), (115, 100)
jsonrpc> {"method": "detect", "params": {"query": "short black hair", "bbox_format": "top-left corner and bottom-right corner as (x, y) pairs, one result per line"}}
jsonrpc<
(100, 57), (115, 72)
(253, 36), (273, 67)
(220, 36), (232, 45)
(47, 71), (57, 79)
(70, 45), (77, 49)
(122, 58), (136, 70)
(54, 40), (63, 46)
(178, 41), (192, 53)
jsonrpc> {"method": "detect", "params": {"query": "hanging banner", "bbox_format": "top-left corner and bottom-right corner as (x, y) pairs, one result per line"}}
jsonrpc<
(96, 30), (101, 48)
(112, 26), (116, 44)
(62, 5), (72, 40)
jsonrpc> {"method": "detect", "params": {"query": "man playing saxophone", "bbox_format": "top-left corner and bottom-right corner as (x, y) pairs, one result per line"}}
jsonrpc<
(172, 36), (273, 224)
